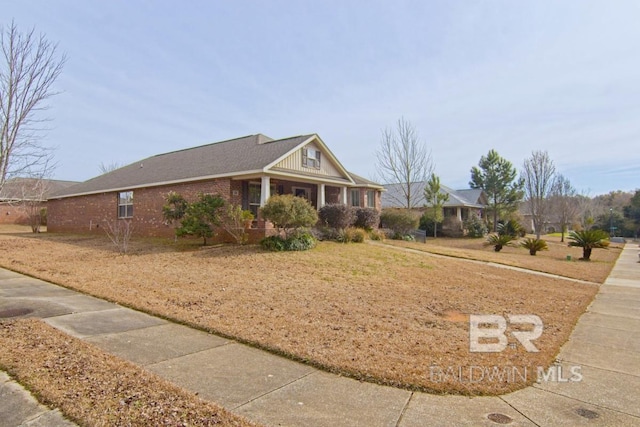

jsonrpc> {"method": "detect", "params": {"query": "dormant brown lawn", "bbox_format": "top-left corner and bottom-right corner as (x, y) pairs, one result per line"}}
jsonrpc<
(386, 235), (622, 283)
(0, 230), (607, 395)
(0, 319), (256, 427)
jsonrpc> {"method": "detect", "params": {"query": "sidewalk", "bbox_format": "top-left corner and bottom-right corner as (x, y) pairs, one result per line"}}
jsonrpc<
(1, 244), (639, 426)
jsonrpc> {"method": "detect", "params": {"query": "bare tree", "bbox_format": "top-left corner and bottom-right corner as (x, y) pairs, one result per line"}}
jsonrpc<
(103, 218), (134, 254)
(550, 174), (578, 242)
(375, 117), (433, 209)
(575, 190), (601, 230)
(18, 175), (50, 233)
(522, 150), (556, 239)
(98, 161), (122, 174)
(1, 155), (55, 232)
(0, 22), (65, 194)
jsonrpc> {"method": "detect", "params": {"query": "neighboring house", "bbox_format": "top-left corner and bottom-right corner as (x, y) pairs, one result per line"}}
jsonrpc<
(0, 178), (79, 225)
(519, 202), (562, 235)
(382, 182), (486, 221)
(47, 134), (384, 241)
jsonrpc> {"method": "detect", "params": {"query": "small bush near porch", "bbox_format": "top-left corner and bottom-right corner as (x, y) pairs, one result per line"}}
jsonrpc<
(260, 194), (318, 251)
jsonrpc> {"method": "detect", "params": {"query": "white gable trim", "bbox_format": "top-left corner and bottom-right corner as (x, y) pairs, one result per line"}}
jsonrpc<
(263, 134), (355, 185)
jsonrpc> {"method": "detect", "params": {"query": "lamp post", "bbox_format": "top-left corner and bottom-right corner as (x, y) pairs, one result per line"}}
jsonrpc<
(610, 208), (614, 237)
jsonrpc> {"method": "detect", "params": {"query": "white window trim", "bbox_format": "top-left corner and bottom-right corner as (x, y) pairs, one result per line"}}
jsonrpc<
(117, 191), (134, 218)
(367, 190), (376, 208)
(350, 189), (361, 207)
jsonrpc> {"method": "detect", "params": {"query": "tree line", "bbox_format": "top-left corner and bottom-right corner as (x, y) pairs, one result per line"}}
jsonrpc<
(375, 118), (640, 239)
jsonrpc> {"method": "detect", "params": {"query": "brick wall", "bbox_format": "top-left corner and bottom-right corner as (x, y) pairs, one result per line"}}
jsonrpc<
(48, 178), (232, 237)
(0, 203), (29, 225)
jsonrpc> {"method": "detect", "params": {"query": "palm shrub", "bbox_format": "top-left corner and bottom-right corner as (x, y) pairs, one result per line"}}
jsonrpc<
(520, 237), (548, 256)
(568, 229), (609, 261)
(497, 219), (523, 238)
(485, 233), (515, 252)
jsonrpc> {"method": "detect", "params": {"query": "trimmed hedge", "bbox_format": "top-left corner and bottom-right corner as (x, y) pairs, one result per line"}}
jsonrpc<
(380, 209), (418, 237)
(318, 204), (356, 230)
(354, 207), (380, 230)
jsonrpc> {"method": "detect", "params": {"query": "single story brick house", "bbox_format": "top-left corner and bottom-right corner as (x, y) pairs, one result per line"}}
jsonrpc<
(47, 134), (383, 241)
(382, 182), (486, 236)
(381, 182), (486, 221)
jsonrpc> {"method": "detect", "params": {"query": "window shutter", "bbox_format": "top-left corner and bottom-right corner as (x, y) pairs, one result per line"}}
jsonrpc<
(315, 150), (321, 168)
(302, 148), (308, 167)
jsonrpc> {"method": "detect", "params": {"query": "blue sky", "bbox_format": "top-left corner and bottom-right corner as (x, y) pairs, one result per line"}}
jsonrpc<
(4, 1), (639, 194)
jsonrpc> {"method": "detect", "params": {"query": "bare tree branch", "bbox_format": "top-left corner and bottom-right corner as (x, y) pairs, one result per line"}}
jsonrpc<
(550, 174), (579, 242)
(98, 161), (123, 174)
(375, 117), (433, 209)
(0, 21), (65, 194)
(522, 150), (556, 239)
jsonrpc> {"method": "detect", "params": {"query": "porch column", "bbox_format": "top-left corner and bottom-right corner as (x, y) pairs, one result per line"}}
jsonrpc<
(317, 183), (326, 208)
(341, 186), (348, 205)
(260, 176), (271, 206)
(456, 207), (462, 222)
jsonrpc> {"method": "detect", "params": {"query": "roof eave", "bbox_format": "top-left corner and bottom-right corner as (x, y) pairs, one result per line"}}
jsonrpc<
(47, 170), (265, 200)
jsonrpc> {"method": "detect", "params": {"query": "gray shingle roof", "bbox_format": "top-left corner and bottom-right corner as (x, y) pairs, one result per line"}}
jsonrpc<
(0, 178), (80, 201)
(348, 172), (384, 188)
(51, 134), (314, 198)
(381, 182), (485, 209)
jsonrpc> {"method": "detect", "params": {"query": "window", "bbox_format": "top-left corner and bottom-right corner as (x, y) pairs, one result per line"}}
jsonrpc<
(248, 182), (280, 217)
(350, 189), (361, 207)
(367, 190), (376, 208)
(293, 187), (311, 201)
(302, 147), (321, 169)
(248, 183), (261, 218)
(118, 191), (133, 218)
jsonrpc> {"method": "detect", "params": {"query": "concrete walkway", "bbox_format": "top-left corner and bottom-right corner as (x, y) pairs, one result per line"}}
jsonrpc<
(1, 244), (639, 426)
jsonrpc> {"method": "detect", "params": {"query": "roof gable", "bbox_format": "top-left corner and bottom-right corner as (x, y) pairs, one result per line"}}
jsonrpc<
(266, 135), (354, 183)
